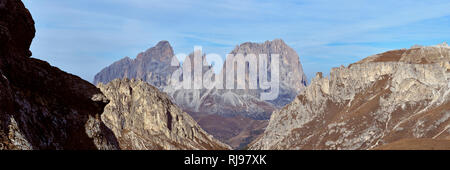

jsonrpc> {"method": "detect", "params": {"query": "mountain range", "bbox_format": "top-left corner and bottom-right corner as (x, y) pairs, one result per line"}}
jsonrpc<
(94, 39), (308, 148)
(0, 0), (226, 150)
(1, 0), (449, 150)
(250, 43), (450, 149)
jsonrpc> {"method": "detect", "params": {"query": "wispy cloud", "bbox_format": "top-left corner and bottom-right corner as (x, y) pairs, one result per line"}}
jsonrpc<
(23, 0), (450, 82)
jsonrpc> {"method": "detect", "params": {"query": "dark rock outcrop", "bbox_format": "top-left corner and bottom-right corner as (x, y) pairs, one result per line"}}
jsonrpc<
(0, 0), (118, 150)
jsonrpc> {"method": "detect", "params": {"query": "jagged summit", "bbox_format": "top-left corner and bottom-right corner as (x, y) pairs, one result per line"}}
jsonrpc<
(238, 38), (286, 47)
(232, 39), (289, 53)
(0, 0), (118, 150)
(93, 40), (177, 86)
(155, 40), (171, 47)
(136, 40), (174, 61)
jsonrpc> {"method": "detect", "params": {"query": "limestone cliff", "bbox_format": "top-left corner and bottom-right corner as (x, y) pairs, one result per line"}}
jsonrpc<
(250, 44), (450, 150)
(196, 39), (308, 120)
(98, 79), (231, 150)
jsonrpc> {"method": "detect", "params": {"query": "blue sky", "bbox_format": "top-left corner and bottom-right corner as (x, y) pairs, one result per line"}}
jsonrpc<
(23, 0), (450, 82)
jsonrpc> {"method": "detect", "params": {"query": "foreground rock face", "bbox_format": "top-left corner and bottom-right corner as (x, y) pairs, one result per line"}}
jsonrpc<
(250, 44), (450, 150)
(93, 39), (307, 148)
(0, 0), (119, 149)
(98, 79), (231, 150)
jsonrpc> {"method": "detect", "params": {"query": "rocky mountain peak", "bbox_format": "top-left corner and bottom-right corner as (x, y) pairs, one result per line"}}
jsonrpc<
(227, 38), (308, 107)
(264, 38), (289, 49)
(98, 78), (231, 150)
(155, 40), (171, 48)
(93, 40), (178, 86)
(232, 39), (290, 54)
(137, 40), (174, 62)
(235, 39), (288, 52)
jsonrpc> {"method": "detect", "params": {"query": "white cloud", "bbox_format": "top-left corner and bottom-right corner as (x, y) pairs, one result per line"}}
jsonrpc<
(23, 0), (450, 82)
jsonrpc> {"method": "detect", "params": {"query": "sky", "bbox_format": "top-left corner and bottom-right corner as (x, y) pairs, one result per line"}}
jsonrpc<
(22, 0), (450, 83)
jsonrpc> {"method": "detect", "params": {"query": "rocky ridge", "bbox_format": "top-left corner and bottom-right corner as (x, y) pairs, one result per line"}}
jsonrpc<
(98, 79), (231, 150)
(250, 44), (450, 150)
(94, 41), (177, 88)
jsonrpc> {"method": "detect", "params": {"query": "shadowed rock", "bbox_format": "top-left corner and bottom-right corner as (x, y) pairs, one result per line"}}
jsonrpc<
(0, 0), (119, 150)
